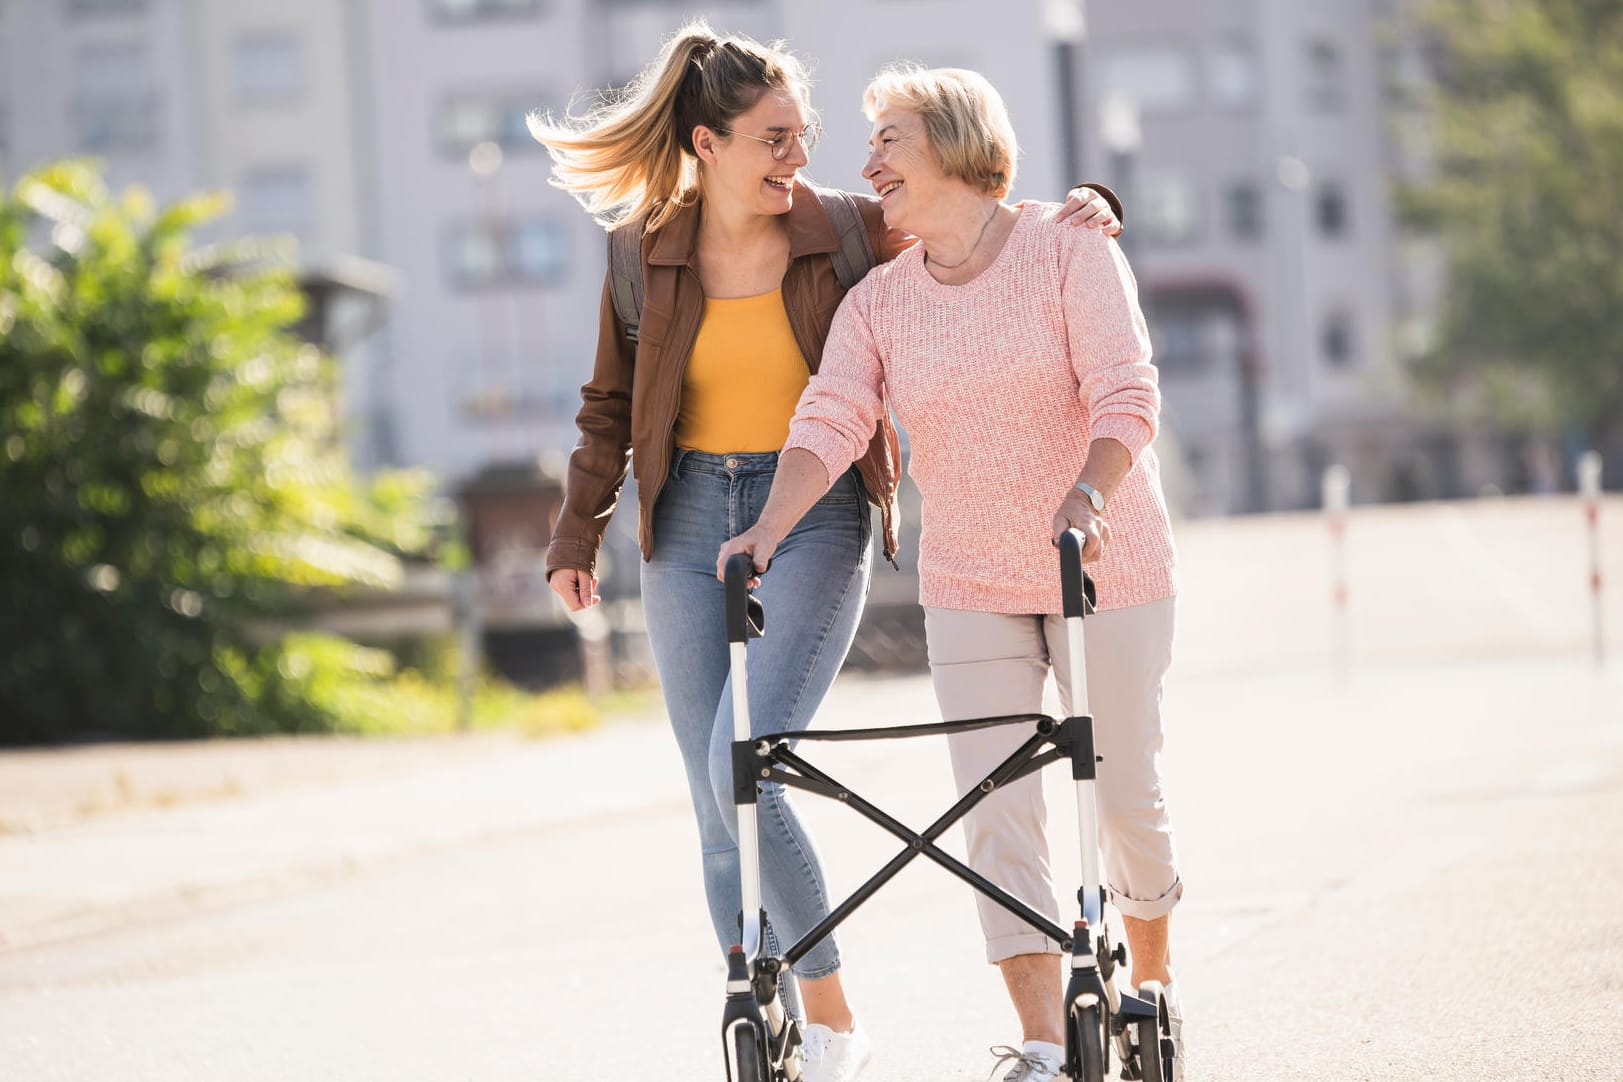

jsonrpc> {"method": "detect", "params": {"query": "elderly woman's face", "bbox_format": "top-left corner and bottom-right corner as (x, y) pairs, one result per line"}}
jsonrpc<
(862, 105), (948, 232)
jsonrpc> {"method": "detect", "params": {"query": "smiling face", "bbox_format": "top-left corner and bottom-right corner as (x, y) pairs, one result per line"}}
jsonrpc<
(862, 105), (951, 234)
(693, 86), (811, 217)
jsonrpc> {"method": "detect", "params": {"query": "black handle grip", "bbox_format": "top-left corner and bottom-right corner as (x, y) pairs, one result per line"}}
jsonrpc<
(724, 553), (765, 642)
(1058, 528), (1097, 618)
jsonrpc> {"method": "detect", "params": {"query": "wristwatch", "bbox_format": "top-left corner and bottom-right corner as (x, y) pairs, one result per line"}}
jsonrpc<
(1073, 479), (1106, 512)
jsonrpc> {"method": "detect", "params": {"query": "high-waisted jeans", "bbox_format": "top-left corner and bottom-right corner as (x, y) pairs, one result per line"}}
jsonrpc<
(640, 449), (872, 995)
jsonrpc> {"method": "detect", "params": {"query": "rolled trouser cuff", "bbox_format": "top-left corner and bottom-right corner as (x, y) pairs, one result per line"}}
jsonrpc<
(1110, 875), (1183, 921)
(985, 929), (1065, 965)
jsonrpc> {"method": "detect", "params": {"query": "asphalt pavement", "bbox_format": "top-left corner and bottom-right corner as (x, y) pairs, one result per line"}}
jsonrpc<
(1, 496), (1619, 1081)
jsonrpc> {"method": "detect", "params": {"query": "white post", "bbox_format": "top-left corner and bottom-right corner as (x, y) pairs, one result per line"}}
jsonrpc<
(454, 568), (481, 732)
(1578, 451), (1605, 666)
(1323, 464), (1351, 677)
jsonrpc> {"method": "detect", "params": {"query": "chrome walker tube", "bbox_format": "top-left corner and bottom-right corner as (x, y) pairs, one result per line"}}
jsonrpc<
(731, 637), (763, 962)
(1060, 529), (1104, 933)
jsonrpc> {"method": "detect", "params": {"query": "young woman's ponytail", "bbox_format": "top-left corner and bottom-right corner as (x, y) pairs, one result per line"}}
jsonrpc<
(529, 20), (809, 233)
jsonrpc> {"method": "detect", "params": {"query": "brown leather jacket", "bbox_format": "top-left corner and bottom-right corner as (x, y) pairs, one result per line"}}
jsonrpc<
(543, 180), (1122, 580)
(544, 181), (911, 579)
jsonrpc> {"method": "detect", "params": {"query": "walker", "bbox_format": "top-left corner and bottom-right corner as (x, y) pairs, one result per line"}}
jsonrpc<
(720, 529), (1175, 1082)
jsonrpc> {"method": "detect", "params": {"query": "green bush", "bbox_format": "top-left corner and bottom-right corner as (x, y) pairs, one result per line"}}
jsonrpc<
(257, 635), (604, 737)
(0, 161), (442, 743)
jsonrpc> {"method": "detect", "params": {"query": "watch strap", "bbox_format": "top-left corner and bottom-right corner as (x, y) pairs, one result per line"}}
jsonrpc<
(1073, 479), (1106, 512)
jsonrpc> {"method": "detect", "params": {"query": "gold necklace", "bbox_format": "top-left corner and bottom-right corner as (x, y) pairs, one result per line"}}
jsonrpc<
(925, 203), (1001, 271)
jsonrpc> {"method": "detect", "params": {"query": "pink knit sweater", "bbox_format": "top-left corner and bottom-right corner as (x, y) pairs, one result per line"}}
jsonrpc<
(785, 202), (1177, 614)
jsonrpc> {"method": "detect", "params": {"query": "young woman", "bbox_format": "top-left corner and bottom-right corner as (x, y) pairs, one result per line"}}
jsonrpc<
(717, 66), (1183, 1082)
(531, 26), (1120, 1082)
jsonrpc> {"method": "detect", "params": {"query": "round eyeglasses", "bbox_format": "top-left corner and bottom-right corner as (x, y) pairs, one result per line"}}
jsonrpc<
(716, 122), (822, 161)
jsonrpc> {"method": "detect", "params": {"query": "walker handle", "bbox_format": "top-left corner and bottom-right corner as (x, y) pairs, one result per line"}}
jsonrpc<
(1059, 528), (1097, 618)
(724, 553), (766, 643)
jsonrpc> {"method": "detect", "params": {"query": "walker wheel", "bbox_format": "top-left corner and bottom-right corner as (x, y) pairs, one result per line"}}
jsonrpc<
(727, 1022), (766, 1082)
(1068, 1001), (1106, 1082)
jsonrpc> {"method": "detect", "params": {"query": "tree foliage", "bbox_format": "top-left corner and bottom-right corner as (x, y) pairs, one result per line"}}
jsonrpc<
(0, 161), (438, 743)
(1402, 0), (1623, 442)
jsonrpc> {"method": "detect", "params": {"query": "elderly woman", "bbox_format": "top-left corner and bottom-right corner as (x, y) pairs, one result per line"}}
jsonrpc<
(717, 66), (1184, 1082)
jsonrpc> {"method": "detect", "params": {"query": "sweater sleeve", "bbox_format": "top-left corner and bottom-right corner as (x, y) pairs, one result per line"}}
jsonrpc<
(1062, 229), (1160, 460)
(783, 283), (888, 486)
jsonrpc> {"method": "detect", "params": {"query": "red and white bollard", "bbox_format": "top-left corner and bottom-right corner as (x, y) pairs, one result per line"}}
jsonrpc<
(1322, 464), (1351, 678)
(1578, 451), (1605, 666)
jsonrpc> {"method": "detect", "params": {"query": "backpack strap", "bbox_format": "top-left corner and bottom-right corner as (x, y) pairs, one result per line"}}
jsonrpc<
(606, 218), (646, 344)
(814, 188), (877, 290)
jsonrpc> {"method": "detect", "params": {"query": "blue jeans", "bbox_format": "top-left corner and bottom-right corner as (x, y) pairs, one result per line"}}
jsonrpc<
(641, 449), (872, 989)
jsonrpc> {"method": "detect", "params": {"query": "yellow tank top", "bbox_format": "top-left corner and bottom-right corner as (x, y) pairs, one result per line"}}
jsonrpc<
(675, 289), (810, 454)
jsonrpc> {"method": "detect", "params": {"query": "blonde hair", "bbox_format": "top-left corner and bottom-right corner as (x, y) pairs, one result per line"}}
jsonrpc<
(862, 65), (1018, 198)
(529, 20), (810, 233)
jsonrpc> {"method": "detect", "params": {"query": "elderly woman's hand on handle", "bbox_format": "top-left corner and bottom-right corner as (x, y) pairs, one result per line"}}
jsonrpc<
(1053, 493), (1111, 564)
(716, 524), (779, 589)
(1052, 437), (1133, 563)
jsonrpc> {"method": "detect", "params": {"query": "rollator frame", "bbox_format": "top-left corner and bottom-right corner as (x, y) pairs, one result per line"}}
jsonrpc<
(719, 531), (1174, 1082)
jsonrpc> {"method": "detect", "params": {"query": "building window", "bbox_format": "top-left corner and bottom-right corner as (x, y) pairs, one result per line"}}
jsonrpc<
(239, 166), (315, 237)
(512, 220), (566, 281)
(445, 218), (568, 289)
(1226, 182), (1262, 241)
(1306, 39), (1343, 111)
(234, 35), (305, 103)
(66, 0), (146, 17)
(437, 92), (547, 155)
(426, 0), (543, 23)
(1137, 171), (1198, 245)
(75, 44), (157, 152)
(1316, 181), (1348, 237)
(1206, 42), (1256, 108)
(457, 347), (548, 420)
(1323, 310), (1355, 367)
(449, 226), (502, 286)
(1149, 310), (1208, 375)
(1099, 48), (1195, 113)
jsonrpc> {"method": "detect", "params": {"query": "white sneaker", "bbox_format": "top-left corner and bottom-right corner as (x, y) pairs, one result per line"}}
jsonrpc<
(801, 1021), (871, 1082)
(1134, 980), (1185, 1082)
(1162, 983), (1185, 1082)
(987, 1040), (1065, 1082)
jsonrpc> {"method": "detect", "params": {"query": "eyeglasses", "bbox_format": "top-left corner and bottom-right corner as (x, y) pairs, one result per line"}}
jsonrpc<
(716, 122), (822, 161)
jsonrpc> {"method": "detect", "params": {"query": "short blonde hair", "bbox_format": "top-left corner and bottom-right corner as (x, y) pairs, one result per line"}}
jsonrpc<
(862, 65), (1018, 198)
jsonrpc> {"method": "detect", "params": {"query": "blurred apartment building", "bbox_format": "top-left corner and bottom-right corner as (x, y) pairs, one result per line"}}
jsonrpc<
(1, 0), (1483, 666)
(1079, 0), (1473, 515)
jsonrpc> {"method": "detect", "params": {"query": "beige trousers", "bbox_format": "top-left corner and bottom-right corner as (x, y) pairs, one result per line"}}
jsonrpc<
(924, 598), (1183, 964)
